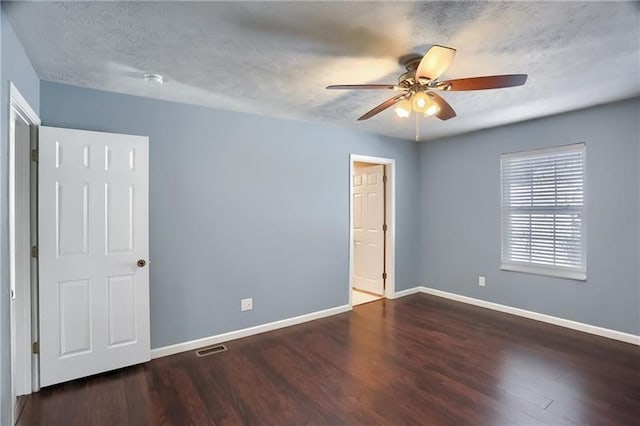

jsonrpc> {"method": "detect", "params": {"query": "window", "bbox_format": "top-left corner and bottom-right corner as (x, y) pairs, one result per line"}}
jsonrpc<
(501, 143), (586, 280)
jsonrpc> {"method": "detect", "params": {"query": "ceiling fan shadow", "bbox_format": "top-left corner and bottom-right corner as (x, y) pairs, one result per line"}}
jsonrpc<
(225, 5), (409, 58)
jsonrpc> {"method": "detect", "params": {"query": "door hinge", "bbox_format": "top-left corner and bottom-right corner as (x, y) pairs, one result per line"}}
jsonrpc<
(32, 341), (39, 354)
(382, 272), (387, 280)
(382, 175), (387, 183)
(383, 224), (387, 232)
(31, 149), (38, 162)
(31, 246), (38, 258)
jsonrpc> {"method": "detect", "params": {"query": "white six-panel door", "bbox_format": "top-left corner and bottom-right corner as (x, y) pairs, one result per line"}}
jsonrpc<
(352, 164), (385, 295)
(38, 126), (150, 387)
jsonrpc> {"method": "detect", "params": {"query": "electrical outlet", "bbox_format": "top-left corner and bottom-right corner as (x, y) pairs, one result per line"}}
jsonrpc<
(241, 298), (253, 311)
(478, 276), (486, 287)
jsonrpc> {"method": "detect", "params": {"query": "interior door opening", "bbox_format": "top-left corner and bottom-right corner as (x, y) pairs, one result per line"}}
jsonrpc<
(9, 82), (41, 425)
(349, 155), (395, 307)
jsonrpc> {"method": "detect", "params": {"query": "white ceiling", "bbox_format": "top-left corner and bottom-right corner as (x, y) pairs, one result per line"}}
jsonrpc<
(5, 1), (640, 141)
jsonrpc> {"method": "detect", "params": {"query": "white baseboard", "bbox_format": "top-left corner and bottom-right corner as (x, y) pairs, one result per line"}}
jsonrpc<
(418, 286), (640, 346)
(389, 287), (423, 299)
(151, 304), (352, 359)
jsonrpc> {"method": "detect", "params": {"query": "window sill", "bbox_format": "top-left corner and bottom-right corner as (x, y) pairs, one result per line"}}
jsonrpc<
(501, 263), (586, 281)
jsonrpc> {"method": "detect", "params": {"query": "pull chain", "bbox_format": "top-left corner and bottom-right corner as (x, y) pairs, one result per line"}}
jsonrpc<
(415, 112), (421, 142)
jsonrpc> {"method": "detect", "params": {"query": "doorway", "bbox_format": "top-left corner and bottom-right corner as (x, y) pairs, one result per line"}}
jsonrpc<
(8, 83), (151, 417)
(9, 82), (41, 424)
(349, 155), (395, 307)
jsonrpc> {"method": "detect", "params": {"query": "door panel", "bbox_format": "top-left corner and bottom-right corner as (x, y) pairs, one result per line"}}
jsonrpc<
(58, 279), (92, 356)
(55, 139), (90, 169)
(106, 274), (137, 347)
(56, 181), (89, 257)
(353, 164), (385, 295)
(105, 183), (134, 253)
(39, 126), (149, 387)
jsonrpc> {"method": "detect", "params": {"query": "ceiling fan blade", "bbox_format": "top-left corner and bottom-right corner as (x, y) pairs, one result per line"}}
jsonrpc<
(427, 92), (457, 121)
(326, 84), (397, 90)
(416, 45), (457, 82)
(443, 74), (528, 91)
(357, 93), (407, 121)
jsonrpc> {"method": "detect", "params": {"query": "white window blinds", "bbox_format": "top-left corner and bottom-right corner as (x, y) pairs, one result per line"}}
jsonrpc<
(501, 143), (586, 280)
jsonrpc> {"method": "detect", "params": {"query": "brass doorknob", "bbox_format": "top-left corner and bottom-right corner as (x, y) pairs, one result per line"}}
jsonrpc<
(137, 259), (147, 268)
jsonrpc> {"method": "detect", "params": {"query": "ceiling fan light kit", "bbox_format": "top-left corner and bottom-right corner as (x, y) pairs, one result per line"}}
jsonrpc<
(394, 91), (440, 118)
(327, 44), (528, 126)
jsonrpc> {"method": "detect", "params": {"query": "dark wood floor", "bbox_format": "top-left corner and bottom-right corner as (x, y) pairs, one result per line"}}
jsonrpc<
(18, 294), (640, 425)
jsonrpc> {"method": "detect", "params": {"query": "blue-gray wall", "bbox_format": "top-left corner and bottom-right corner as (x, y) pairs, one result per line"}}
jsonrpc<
(0, 10), (40, 425)
(419, 98), (640, 335)
(39, 81), (421, 349)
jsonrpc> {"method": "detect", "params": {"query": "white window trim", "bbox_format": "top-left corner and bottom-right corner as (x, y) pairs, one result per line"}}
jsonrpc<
(500, 143), (587, 281)
(501, 263), (586, 281)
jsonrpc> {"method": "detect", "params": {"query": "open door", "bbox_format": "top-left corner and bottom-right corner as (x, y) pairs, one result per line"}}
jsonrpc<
(352, 163), (385, 296)
(38, 126), (150, 387)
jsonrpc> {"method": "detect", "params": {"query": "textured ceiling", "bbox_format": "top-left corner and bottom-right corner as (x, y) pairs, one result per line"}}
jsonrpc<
(5, 1), (640, 141)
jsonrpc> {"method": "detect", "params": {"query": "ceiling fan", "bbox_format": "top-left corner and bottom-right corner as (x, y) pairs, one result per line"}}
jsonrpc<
(326, 45), (527, 122)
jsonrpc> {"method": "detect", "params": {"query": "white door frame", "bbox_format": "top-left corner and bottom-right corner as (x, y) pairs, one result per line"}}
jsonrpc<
(348, 154), (395, 307)
(9, 81), (41, 420)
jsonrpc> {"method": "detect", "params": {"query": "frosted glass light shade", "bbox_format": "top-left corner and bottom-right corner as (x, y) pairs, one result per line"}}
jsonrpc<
(412, 92), (429, 112)
(424, 104), (439, 117)
(395, 99), (412, 118)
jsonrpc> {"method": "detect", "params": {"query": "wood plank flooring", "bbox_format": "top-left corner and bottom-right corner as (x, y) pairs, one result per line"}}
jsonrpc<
(18, 294), (640, 425)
